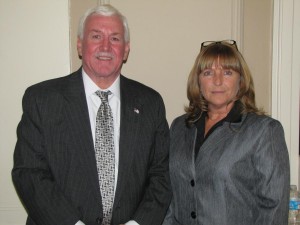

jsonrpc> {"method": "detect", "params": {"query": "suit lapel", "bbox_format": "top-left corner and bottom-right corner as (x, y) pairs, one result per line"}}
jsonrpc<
(183, 125), (197, 175)
(62, 69), (101, 199)
(186, 125), (197, 162)
(113, 75), (142, 207)
(194, 120), (243, 170)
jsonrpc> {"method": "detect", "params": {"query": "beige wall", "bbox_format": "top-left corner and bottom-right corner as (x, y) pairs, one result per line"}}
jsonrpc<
(70, 0), (273, 124)
(243, 0), (273, 113)
(70, 0), (98, 70)
(3, 0), (292, 224)
(0, 1), (70, 224)
(70, 0), (272, 123)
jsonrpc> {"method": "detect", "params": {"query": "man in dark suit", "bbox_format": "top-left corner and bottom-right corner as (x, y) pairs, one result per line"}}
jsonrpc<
(12, 4), (171, 225)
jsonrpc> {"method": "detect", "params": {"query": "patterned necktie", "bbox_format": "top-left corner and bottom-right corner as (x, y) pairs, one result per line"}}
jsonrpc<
(95, 90), (115, 225)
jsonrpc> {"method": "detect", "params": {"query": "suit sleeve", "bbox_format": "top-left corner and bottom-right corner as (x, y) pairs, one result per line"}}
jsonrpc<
(253, 120), (290, 225)
(12, 88), (81, 225)
(132, 94), (172, 225)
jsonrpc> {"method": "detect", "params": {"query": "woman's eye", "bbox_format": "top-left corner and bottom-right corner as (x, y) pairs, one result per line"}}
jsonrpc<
(224, 70), (232, 75)
(203, 70), (213, 76)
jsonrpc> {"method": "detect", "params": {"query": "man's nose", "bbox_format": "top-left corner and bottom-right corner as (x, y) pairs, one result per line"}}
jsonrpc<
(101, 37), (111, 50)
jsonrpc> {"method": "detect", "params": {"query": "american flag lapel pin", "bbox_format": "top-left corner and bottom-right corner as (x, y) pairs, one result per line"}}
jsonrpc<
(134, 108), (139, 114)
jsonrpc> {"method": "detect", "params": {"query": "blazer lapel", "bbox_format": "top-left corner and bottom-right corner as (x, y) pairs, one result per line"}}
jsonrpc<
(113, 75), (142, 206)
(62, 69), (101, 198)
(183, 124), (197, 173)
(171, 123), (198, 180)
(194, 120), (244, 170)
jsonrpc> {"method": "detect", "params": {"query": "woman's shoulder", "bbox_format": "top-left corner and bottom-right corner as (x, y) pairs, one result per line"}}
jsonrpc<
(171, 114), (188, 125)
(170, 114), (195, 133)
(243, 113), (284, 130)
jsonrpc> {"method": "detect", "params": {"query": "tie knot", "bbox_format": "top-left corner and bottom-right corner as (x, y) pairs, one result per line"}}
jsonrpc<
(96, 90), (111, 103)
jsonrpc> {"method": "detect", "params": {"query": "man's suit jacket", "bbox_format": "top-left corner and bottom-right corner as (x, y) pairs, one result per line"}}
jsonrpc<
(163, 113), (290, 225)
(12, 68), (172, 225)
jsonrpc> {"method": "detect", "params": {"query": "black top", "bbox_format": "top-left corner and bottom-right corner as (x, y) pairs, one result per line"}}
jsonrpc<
(194, 101), (242, 158)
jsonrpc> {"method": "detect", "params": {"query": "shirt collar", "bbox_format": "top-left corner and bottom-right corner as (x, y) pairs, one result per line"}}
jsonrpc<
(223, 100), (243, 123)
(198, 100), (243, 125)
(82, 68), (121, 100)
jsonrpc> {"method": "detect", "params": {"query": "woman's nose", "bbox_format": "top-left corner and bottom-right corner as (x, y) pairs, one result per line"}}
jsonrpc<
(213, 70), (223, 85)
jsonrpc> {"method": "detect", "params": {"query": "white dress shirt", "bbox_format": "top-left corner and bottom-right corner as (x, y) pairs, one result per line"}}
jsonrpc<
(82, 69), (120, 191)
(76, 69), (138, 225)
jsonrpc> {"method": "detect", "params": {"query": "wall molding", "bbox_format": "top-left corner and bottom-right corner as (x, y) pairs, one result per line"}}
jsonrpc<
(231, 0), (244, 52)
(272, 0), (300, 185)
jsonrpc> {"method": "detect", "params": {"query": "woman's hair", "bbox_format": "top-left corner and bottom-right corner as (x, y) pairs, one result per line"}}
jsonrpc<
(77, 4), (130, 43)
(185, 41), (264, 125)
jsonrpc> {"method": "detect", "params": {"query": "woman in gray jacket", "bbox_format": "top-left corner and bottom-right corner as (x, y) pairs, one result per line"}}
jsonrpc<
(163, 40), (290, 225)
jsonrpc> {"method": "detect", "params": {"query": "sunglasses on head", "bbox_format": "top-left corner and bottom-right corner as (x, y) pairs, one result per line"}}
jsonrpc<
(200, 40), (238, 52)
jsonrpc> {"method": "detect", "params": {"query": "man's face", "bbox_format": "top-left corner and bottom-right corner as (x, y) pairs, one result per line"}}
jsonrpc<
(77, 14), (130, 88)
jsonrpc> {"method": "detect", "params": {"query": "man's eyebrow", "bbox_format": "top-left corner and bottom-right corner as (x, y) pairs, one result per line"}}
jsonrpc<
(90, 29), (101, 33)
(89, 30), (121, 36)
(111, 32), (122, 36)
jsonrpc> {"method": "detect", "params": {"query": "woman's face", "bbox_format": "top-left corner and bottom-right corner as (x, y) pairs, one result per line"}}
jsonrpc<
(199, 59), (240, 112)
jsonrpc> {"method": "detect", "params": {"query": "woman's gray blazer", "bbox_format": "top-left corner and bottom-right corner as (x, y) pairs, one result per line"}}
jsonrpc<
(163, 113), (290, 225)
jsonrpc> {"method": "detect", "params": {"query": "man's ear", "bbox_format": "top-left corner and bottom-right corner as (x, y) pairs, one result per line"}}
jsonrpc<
(123, 43), (130, 62)
(77, 37), (83, 58)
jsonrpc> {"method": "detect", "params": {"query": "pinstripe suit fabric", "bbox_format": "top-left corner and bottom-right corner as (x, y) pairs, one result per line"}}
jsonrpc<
(12, 68), (172, 225)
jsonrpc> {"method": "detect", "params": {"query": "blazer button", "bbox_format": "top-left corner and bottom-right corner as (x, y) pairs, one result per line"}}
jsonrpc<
(96, 217), (103, 224)
(191, 211), (196, 219)
(190, 179), (195, 186)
